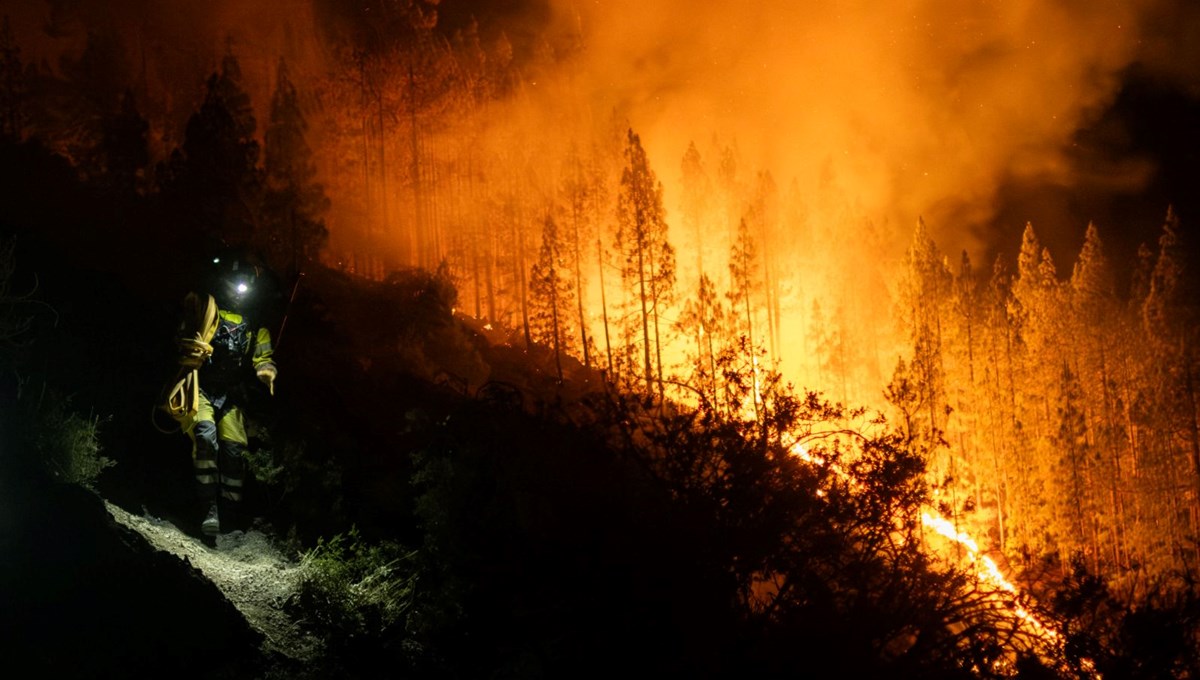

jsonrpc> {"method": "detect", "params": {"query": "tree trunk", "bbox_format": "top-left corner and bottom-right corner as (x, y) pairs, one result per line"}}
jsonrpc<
(377, 72), (392, 263)
(570, 176), (589, 368)
(1185, 342), (1200, 563)
(636, 222), (653, 396)
(516, 201), (531, 347)
(598, 237), (613, 378)
(550, 255), (563, 383)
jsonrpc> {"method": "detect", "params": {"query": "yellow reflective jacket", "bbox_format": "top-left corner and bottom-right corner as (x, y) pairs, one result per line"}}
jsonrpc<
(205, 309), (275, 390)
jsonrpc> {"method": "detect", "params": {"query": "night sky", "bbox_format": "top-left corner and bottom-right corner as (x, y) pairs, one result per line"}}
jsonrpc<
(994, 61), (1200, 282)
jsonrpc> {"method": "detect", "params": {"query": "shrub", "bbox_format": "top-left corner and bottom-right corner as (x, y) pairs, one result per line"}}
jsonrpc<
(28, 391), (114, 488)
(292, 526), (418, 650)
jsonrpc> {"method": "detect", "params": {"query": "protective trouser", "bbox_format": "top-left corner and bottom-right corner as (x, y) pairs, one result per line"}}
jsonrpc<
(181, 391), (247, 506)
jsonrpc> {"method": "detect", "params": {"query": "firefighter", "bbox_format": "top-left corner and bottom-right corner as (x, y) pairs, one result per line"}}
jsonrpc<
(169, 252), (277, 537)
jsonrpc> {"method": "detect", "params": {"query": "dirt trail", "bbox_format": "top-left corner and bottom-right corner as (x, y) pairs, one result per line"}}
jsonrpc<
(104, 500), (324, 663)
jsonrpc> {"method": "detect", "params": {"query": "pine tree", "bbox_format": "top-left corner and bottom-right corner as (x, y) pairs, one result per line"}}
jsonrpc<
(897, 218), (950, 451)
(1010, 222), (1044, 338)
(263, 58), (330, 279)
(983, 253), (1019, 552)
(1143, 207), (1196, 346)
(676, 272), (727, 410)
(560, 142), (605, 369)
(47, 25), (130, 175)
(615, 128), (675, 398)
(1044, 364), (1095, 569)
(1141, 207), (1200, 553)
(748, 170), (781, 360)
(529, 214), (576, 382)
(1071, 223), (1115, 304)
(679, 140), (710, 274)
(1068, 222), (1127, 572)
(99, 89), (149, 196)
(0, 15), (27, 141)
(1130, 242), (1155, 310)
(808, 299), (849, 407)
(727, 216), (764, 419)
(161, 49), (263, 249)
(946, 249), (988, 546)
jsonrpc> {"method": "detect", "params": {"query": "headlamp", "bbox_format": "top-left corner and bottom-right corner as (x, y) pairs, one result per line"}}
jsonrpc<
(226, 276), (253, 301)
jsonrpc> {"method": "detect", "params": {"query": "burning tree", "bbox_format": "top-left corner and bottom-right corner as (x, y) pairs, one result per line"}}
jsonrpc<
(728, 216), (766, 416)
(558, 142), (607, 370)
(609, 341), (1072, 676)
(615, 128), (675, 399)
(528, 214), (576, 382)
(675, 272), (727, 412)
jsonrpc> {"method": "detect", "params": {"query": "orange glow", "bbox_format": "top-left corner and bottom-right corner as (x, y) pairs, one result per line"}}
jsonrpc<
(28, 0), (1166, 412)
(789, 441), (1084, 672)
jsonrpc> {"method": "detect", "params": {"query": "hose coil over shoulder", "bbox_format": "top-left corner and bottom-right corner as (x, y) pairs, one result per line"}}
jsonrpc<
(164, 292), (219, 421)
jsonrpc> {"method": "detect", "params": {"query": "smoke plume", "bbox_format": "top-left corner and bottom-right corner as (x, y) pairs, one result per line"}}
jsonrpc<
(557, 0), (1186, 258)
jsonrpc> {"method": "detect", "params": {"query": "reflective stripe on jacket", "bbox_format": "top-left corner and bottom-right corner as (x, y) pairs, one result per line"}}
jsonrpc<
(206, 310), (274, 388)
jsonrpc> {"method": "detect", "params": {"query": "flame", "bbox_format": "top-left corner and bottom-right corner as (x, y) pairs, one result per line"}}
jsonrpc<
(787, 441), (1092, 675)
(920, 511), (1063, 645)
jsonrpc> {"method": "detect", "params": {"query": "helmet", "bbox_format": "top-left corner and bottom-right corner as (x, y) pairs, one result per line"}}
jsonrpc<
(208, 251), (263, 311)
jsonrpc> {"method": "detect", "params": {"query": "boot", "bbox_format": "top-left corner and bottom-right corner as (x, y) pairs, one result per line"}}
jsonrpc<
(201, 502), (220, 536)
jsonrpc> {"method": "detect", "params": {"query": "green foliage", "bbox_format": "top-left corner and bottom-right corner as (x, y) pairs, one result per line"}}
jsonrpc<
(293, 526), (418, 650)
(24, 391), (113, 488)
(229, 407), (350, 545)
(241, 443), (284, 487)
(0, 237), (110, 489)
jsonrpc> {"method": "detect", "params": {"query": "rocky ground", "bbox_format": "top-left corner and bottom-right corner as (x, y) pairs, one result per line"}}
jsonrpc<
(104, 500), (325, 666)
(2, 463), (377, 679)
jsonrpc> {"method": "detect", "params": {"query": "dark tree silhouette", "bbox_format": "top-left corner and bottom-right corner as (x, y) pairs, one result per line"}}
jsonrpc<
(0, 15), (27, 142)
(99, 89), (149, 197)
(159, 50), (262, 250)
(263, 58), (330, 280)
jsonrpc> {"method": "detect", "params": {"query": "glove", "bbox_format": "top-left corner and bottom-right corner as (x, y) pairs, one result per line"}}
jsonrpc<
(257, 364), (277, 396)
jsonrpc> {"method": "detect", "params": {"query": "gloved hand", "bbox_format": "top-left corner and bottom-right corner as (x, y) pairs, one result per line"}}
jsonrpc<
(257, 364), (277, 396)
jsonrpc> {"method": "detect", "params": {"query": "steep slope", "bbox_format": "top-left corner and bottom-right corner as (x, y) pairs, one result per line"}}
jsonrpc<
(104, 501), (323, 665)
(0, 480), (265, 678)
